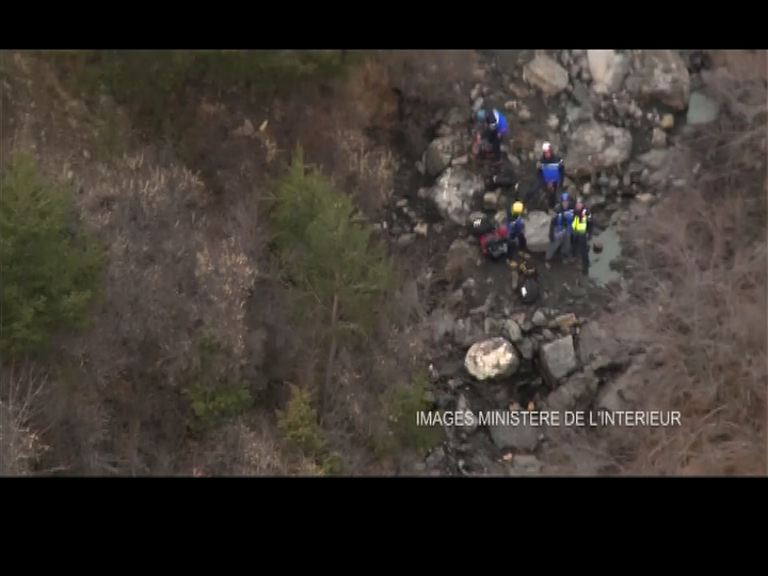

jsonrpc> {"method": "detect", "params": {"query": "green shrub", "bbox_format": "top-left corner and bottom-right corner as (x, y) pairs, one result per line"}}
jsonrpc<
(185, 335), (253, 430)
(277, 384), (342, 475)
(381, 371), (442, 455)
(0, 154), (103, 357)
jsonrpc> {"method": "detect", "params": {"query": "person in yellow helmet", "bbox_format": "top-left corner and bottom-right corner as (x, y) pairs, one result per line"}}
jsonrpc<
(506, 200), (527, 254)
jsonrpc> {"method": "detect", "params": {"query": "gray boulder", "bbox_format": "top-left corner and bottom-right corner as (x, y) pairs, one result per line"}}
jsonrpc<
(524, 210), (552, 253)
(429, 167), (485, 225)
(686, 91), (720, 125)
(540, 335), (578, 384)
(488, 413), (540, 452)
(587, 50), (630, 94)
(577, 320), (629, 371)
(523, 54), (570, 97)
(545, 369), (599, 411)
(445, 238), (477, 285)
(626, 50), (690, 110)
(565, 122), (633, 176)
(464, 337), (520, 380)
(424, 135), (460, 178)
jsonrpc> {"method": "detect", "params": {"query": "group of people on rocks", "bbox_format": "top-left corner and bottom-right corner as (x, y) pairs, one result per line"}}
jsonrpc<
(472, 106), (594, 276)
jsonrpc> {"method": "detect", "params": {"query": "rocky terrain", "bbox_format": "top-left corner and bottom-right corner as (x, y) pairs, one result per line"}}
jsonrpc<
(1, 50), (764, 476)
(370, 49), (764, 475)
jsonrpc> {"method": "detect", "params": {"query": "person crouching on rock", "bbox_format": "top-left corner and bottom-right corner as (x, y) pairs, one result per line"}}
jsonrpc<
(478, 107), (509, 163)
(571, 200), (593, 275)
(546, 191), (575, 264)
(506, 200), (527, 256)
(472, 215), (510, 261)
(537, 141), (565, 210)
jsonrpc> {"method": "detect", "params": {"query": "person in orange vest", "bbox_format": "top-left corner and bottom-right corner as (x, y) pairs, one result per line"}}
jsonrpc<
(571, 199), (592, 275)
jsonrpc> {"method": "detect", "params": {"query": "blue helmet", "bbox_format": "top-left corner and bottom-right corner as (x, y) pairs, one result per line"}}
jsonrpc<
(561, 191), (570, 203)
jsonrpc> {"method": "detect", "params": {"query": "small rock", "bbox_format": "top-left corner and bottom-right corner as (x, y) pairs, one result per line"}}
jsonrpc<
(593, 240), (604, 253)
(512, 454), (542, 474)
(83, 149), (91, 160)
(686, 91), (720, 125)
(397, 234), (416, 247)
(507, 154), (521, 170)
(396, 199), (408, 208)
(609, 176), (620, 190)
(518, 107), (532, 122)
(623, 173), (632, 188)
(638, 149), (670, 169)
(636, 192), (655, 204)
(542, 328), (555, 340)
(505, 319), (523, 343)
(554, 313), (578, 330)
(417, 187), (430, 199)
(425, 446), (446, 469)
(472, 97), (484, 113)
(581, 182), (591, 196)
(470, 84), (482, 101)
(532, 309), (547, 327)
(451, 154), (469, 166)
(483, 191), (499, 210)
(590, 194), (606, 208)
(511, 312), (526, 326)
(233, 118), (255, 138)
(504, 100), (516, 112)
(66, 170), (74, 180)
(660, 113), (675, 130)
(651, 127), (667, 148)
(516, 338), (535, 361)
(547, 114), (560, 129)
(414, 222), (429, 237)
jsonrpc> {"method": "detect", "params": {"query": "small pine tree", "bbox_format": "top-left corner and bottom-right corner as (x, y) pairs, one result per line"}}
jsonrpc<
(271, 146), (394, 410)
(0, 155), (103, 357)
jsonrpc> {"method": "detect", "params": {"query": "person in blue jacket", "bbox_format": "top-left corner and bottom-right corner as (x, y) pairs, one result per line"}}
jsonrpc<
(477, 107), (509, 161)
(506, 200), (527, 254)
(537, 142), (566, 209)
(546, 191), (575, 263)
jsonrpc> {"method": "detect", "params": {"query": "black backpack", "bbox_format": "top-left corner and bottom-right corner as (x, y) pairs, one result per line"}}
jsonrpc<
(519, 277), (540, 304)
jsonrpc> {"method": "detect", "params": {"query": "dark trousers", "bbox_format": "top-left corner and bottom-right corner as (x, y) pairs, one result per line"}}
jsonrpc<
(573, 234), (589, 274)
(509, 233), (527, 255)
(484, 128), (502, 161)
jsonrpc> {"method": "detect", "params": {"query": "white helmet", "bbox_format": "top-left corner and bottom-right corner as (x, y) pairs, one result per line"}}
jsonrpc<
(542, 141), (552, 153)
